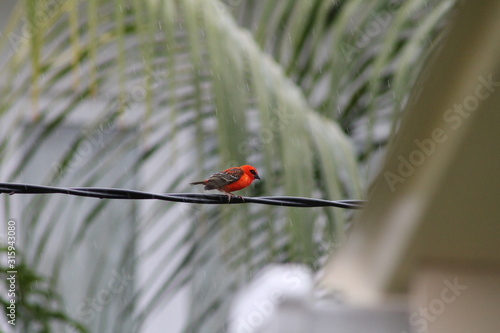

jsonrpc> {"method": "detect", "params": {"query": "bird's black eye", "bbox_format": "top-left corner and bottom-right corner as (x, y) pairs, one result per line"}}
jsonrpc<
(250, 169), (257, 175)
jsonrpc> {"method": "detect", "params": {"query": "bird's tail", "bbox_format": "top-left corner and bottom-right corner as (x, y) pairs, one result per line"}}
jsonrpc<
(190, 181), (206, 186)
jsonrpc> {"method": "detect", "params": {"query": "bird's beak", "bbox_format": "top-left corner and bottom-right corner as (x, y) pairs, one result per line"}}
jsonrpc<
(255, 174), (261, 180)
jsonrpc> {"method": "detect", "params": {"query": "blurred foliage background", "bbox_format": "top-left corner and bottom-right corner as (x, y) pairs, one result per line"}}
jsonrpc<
(0, 0), (454, 332)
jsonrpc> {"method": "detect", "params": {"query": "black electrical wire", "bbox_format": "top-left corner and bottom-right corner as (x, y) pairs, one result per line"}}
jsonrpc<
(0, 183), (365, 209)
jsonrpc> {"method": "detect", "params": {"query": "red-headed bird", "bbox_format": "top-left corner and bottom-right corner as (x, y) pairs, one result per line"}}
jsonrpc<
(190, 165), (260, 198)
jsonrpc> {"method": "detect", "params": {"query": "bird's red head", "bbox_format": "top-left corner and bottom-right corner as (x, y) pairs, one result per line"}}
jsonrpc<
(240, 165), (261, 181)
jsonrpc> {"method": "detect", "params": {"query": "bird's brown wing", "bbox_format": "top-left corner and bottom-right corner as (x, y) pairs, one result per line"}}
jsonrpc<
(204, 167), (243, 190)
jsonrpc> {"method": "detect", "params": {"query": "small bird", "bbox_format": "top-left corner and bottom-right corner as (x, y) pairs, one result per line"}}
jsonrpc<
(190, 165), (261, 199)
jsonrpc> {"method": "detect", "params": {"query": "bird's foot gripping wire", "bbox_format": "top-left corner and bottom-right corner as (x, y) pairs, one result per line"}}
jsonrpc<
(223, 191), (244, 202)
